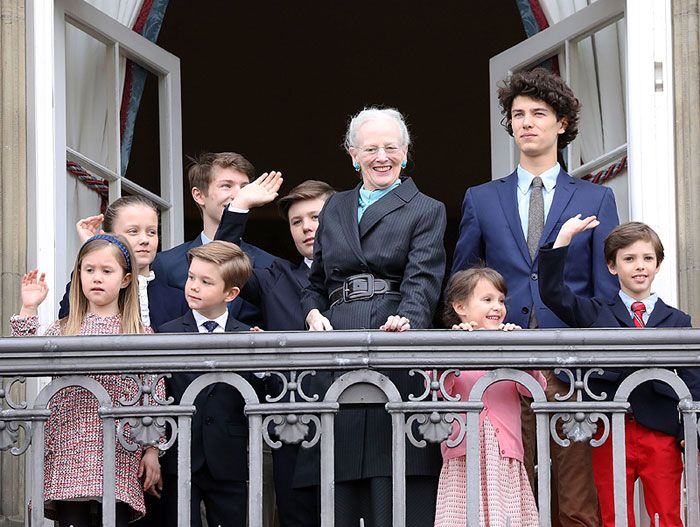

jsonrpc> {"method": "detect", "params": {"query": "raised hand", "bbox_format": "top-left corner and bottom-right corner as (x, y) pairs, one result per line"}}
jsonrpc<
(230, 171), (283, 210)
(553, 214), (600, 248)
(20, 269), (49, 316)
(76, 214), (104, 243)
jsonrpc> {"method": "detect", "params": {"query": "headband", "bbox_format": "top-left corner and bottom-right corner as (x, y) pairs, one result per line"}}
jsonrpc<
(85, 234), (133, 274)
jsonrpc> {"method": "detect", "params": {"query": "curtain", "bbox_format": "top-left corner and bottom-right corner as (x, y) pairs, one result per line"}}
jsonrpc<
(63, 0), (169, 264)
(515, 0), (628, 216)
(64, 0), (144, 264)
(539, 0), (627, 164)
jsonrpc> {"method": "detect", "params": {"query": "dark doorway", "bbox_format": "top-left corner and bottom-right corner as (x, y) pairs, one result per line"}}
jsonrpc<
(128, 1), (526, 265)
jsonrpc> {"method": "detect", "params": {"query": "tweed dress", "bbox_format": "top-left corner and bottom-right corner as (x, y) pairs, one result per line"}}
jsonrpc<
(11, 314), (162, 520)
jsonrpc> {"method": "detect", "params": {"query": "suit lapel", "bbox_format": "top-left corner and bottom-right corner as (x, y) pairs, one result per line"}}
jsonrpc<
(495, 172), (531, 264)
(540, 169), (576, 246)
(182, 310), (198, 332)
(358, 177), (418, 238)
(224, 315), (248, 332)
(190, 236), (203, 250)
(294, 261), (311, 289)
(240, 241), (256, 267)
(609, 297), (635, 327)
(334, 187), (366, 264)
(646, 299), (673, 327)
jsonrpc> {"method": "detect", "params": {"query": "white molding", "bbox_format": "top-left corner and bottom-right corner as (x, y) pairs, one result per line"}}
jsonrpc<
(26, 0), (63, 328)
(626, 0), (677, 303)
(489, 0), (625, 179)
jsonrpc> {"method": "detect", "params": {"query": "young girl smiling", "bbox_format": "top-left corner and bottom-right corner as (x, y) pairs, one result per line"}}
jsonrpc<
(434, 268), (545, 527)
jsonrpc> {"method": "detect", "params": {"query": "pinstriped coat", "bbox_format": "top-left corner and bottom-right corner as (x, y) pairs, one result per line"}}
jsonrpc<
(297, 177), (447, 485)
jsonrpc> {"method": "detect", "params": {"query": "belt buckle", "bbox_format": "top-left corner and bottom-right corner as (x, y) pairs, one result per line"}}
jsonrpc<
(343, 273), (374, 303)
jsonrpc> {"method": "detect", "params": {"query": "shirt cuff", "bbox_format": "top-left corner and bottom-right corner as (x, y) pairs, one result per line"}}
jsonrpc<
(227, 204), (249, 213)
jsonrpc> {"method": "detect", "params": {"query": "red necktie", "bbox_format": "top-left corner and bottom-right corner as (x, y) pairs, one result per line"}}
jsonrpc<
(631, 301), (646, 328)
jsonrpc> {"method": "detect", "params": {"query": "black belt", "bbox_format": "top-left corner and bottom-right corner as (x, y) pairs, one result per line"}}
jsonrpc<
(329, 273), (400, 307)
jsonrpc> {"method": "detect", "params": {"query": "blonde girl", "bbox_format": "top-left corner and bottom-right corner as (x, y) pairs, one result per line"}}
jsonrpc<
(60, 196), (188, 331)
(12, 234), (162, 526)
(434, 268), (546, 527)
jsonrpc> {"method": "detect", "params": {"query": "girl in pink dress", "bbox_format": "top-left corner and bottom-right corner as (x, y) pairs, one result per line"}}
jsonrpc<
(11, 234), (162, 527)
(434, 268), (546, 527)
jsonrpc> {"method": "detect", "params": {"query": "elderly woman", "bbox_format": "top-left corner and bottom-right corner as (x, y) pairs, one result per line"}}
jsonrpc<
(299, 107), (447, 527)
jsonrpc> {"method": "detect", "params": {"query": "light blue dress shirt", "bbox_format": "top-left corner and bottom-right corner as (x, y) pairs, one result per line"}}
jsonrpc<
(357, 179), (402, 222)
(618, 290), (658, 325)
(516, 163), (560, 238)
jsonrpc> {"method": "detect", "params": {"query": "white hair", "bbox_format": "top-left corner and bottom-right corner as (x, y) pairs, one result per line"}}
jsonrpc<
(343, 107), (411, 151)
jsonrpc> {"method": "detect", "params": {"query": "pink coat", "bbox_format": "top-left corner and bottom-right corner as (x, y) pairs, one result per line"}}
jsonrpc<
(11, 314), (162, 521)
(441, 369), (546, 462)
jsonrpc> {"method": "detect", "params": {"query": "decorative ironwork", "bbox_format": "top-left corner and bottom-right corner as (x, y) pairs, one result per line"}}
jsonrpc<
(119, 373), (173, 406)
(265, 370), (318, 403)
(0, 377), (27, 410)
(262, 413), (321, 449)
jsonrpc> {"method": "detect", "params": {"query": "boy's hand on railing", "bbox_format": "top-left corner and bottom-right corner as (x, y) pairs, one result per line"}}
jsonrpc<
(229, 171), (283, 210)
(498, 323), (521, 331)
(139, 447), (162, 498)
(20, 269), (49, 316)
(553, 214), (600, 248)
(76, 214), (104, 243)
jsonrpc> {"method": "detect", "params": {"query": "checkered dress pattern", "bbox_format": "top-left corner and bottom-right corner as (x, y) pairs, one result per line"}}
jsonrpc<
(11, 314), (162, 520)
(434, 417), (539, 527)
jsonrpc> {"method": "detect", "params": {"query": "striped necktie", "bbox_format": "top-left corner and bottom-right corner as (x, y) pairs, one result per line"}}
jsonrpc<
(631, 301), (646, 328)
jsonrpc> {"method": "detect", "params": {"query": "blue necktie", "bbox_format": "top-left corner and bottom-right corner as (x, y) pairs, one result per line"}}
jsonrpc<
(202, 320), (218, 332)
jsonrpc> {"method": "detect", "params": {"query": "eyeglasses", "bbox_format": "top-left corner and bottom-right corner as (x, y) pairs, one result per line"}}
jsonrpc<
(358, 145), (403, 156)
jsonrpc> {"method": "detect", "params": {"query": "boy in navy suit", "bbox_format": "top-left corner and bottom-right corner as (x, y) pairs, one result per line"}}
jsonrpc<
(151, 152), (281, 327)
(217, 180), (335, 527)
(539, 218), (700, 527)
(159, 240), (258, 527)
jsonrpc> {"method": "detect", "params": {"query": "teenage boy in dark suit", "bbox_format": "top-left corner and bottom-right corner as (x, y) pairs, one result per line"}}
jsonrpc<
(159, 240), (260, 527)
(215, 180), (335, 527)
(539, 217), (700, 527)
(151, 152), (281, 326)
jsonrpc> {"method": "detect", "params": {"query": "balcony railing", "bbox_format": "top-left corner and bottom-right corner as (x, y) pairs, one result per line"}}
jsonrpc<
(1, 328), (699, 527)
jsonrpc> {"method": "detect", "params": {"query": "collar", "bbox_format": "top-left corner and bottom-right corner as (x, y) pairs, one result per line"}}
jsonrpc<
(200, 231), (212, 245)
(303, 257), (313, 268)
(516, 163), (560, 194)
(618, 290), (658, 315)
(359, 178), (402, 208)
(192, 309), (229, 331)
(137, 271), (156, 287)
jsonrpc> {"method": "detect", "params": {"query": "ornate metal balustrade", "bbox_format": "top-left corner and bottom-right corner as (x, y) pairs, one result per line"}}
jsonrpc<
(1, 328), (699, 527)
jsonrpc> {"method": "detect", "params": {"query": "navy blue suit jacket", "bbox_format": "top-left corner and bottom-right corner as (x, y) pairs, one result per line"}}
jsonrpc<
(539, 244), (700, 438)
(159, 311), (262, 481)
(216, 207), (311, 330)
(151, 215), (276, 327)
(452, 168), (619, 328)
(57, 277), (188, 332)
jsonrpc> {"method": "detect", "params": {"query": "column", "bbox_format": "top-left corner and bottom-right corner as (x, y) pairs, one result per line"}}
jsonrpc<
(673, 0), (700, 321)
